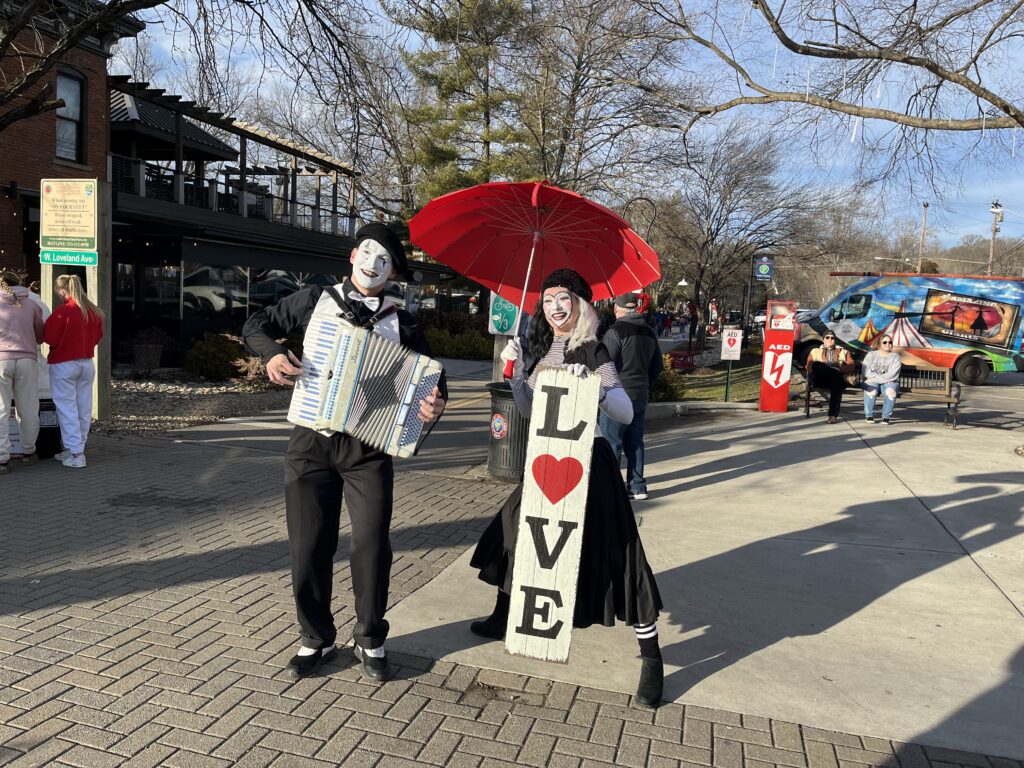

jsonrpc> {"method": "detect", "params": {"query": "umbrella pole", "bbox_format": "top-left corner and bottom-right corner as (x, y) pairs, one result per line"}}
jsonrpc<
(503, 231), (540, 379)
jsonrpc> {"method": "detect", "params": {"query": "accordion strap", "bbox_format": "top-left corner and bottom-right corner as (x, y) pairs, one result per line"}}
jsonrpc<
(325, 285), (398, 329)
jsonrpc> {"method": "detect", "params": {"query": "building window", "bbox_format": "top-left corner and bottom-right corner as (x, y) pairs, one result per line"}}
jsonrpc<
(56, 72), (85, 162)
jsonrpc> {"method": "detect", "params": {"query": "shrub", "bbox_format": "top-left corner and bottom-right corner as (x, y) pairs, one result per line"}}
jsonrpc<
(650, 367), (687, 402)
(425, 328), (492, 360)
(184, 333), (246, 380)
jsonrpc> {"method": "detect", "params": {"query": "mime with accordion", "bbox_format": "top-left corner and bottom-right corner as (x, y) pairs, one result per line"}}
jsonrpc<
(243, 223), (446, 683)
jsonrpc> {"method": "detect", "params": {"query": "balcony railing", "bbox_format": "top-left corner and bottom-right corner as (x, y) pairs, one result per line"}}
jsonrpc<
(108, 152), (353, 236)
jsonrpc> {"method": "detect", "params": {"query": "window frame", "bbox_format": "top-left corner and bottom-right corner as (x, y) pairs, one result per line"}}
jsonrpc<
(55, 70), (86, 164)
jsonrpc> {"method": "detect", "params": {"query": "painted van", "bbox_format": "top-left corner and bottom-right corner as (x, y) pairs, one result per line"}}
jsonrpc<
(795, 273), (1024, 386)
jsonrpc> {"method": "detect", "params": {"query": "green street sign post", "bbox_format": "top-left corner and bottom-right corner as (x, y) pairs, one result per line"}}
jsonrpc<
(488, 292), (519, 335)
(40, 249), (98, 266)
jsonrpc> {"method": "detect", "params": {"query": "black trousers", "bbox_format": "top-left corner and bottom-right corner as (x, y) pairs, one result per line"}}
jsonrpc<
(810, 362), (847, 417)
(284, 425), (394, 651)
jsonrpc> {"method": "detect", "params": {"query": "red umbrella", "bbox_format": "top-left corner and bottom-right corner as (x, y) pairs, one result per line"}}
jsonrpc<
(409, 181), (660, 314)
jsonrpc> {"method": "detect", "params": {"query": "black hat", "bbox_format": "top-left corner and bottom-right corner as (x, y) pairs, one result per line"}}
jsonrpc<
(613, 293), (638, 310)
(540, 269), (593, 302)
(355, 223), (407, 276)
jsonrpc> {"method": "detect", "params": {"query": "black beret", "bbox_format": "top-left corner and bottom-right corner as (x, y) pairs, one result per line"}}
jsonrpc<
(541, 269), (593, 303)
(355, 223), (407, 277)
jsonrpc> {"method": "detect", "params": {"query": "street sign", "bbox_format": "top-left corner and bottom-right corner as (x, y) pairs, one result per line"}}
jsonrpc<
(754, 256), (774, 282)
(40, 179), (98, 251)
(488, 291), (518, 335)
(40, 249), (98, 266)
(721, 328), (743, 360)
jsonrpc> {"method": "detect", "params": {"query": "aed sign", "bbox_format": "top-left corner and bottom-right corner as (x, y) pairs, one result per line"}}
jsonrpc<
(721, 329), (742, 361)
(507, 369), (599, 663)
(759, 300), (798, 412)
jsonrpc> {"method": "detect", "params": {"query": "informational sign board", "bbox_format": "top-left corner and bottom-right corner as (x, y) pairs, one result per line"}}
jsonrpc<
(720, 328), (743, 360)
(489, 292), (518, 335)
(754, 256), (774, 282)
(507, 369), (599, 663)
(40, 179), (98, 251)
(759, 300), (798, 412)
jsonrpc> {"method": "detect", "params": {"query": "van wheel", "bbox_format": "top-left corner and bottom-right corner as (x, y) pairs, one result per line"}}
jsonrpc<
(953, 354), (990, 386)
(794, 343), (815, 372)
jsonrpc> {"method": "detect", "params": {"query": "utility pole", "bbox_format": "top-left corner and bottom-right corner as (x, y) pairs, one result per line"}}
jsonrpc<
(989, 200), (1004, 276)
(916, 202), (928, 272)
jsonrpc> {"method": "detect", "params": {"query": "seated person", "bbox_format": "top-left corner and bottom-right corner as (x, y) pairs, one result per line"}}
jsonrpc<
(805, 332), (854, 424)
(862, 334), (902, 423)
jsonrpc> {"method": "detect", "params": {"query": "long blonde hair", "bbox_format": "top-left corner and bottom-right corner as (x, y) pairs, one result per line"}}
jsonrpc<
(0, 271), (21, 307)
(55, 274), (104, 320)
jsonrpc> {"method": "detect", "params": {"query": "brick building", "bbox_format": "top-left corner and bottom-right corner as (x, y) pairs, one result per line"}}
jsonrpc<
(0, 4), (143, 271)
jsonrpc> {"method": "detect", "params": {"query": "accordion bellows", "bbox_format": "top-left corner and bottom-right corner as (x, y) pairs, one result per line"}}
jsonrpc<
(287, 315), (443, 458)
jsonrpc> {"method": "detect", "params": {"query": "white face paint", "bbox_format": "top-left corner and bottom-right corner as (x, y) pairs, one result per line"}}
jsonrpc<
(350, 239), (393, 292)
(542, 289), (576, 331)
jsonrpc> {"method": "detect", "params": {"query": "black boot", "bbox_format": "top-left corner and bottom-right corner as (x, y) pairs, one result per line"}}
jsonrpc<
(470, 591), (510, 640)
(635, 656), (663, 708)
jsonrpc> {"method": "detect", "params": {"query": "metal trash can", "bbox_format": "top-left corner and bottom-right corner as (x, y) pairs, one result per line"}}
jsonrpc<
(486, 382), (528, 482)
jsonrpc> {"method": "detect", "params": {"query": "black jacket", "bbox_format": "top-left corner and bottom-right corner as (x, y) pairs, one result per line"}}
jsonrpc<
(602, 313), (663, 401)
(241, 280), (447, 399)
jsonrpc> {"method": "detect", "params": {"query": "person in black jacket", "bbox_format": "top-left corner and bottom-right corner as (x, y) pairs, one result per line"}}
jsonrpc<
(242, 223), (446, 683)
(599, 294), (663, 501)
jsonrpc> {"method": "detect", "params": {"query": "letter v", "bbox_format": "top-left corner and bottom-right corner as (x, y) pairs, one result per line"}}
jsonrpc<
(525, 516), (579, 569)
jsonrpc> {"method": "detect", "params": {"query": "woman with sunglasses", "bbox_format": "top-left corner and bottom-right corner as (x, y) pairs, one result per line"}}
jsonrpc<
(862, 335), (902, 423)
(805, 332), (854, 423)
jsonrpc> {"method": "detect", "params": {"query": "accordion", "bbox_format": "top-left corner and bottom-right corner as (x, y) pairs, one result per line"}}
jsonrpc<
(287, 314), (443, 458)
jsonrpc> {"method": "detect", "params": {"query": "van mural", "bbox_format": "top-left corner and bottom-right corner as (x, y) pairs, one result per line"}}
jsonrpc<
(796, 274), (1024, 386)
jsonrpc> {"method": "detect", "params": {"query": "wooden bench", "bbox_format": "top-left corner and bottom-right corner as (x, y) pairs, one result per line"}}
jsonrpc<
(804, 365), (963, 427)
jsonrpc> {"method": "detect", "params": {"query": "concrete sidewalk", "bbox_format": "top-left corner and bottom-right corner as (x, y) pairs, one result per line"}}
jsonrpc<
(0, 390), (1022, 766)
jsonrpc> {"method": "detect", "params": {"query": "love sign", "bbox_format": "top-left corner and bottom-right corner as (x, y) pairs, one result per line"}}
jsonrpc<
(507, 368), (600, 662)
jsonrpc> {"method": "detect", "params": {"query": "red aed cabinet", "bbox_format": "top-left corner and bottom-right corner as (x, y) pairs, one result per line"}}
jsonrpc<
(759, 300), (799, 412)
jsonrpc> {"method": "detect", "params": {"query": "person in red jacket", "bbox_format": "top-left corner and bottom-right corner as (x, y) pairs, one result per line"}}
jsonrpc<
(43, 274), (104, 468)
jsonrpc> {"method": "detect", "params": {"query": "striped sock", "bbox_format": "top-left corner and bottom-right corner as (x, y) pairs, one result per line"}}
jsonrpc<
(634, 622), (660, 659)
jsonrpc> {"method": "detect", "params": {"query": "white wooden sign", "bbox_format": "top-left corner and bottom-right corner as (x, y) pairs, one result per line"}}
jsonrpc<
(506, 368), (600, 663)
(720, 328), (742, 360)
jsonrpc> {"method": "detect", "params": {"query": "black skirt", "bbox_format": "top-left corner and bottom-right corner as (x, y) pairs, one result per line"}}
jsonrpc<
(470, 437), (663, 628)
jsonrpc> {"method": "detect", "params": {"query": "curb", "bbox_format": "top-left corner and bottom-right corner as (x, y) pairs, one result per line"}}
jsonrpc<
(646, 400), (758, 421)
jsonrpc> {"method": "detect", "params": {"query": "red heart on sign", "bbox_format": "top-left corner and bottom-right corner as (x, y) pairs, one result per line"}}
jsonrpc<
(532, 455), (584, 505)
(727, 337), (737, 347)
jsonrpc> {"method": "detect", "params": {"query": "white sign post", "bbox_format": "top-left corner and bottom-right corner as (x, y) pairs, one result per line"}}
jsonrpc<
(506, 369), (600, 662)
(721, 327), (743, 401)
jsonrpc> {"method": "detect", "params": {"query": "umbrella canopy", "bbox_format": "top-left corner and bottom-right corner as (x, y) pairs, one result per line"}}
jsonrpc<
(409, 181), (660, 309)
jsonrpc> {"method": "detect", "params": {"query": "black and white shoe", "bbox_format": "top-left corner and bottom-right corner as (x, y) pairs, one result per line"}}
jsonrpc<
(882, 417), (891, 425)
(629, 491), (649, 501)
(865, 416), (874, 423)
(285, 644), (337, 679)
(353, 644), (389, 682)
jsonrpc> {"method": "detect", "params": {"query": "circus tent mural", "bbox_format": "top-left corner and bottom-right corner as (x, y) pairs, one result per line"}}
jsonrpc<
(878, 301), (932, 348)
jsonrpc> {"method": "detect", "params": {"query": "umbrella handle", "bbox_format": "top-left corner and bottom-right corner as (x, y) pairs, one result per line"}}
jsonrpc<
(503, 358), (515, 379)
(504, 231), (541, 380)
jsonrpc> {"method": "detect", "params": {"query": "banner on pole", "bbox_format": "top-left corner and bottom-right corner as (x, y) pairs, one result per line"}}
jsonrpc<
(506, 369), (599, 663)
(754, 256), (774, 282)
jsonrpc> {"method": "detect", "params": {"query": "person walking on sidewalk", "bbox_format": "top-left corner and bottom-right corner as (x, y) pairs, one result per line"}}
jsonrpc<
(862, 334), (902, 424)
(0, 271), (44, 474)
(43, 275), (103, 469)
(243, 224), (446, 683)
(599, 293), (663, 500)
(469, 269), (665, 709)
(804, 331), (854, 424)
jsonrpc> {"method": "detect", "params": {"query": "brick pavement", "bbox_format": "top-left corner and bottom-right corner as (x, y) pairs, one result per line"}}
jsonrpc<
(0, 434), (1017, 767)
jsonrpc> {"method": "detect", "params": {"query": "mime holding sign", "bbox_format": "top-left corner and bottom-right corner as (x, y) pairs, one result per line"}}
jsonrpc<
(469, 269), (665, 708)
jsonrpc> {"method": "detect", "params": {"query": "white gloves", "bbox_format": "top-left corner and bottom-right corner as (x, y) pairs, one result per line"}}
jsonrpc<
(565, 363), (589, 378)
(500, 338), (521, 364)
